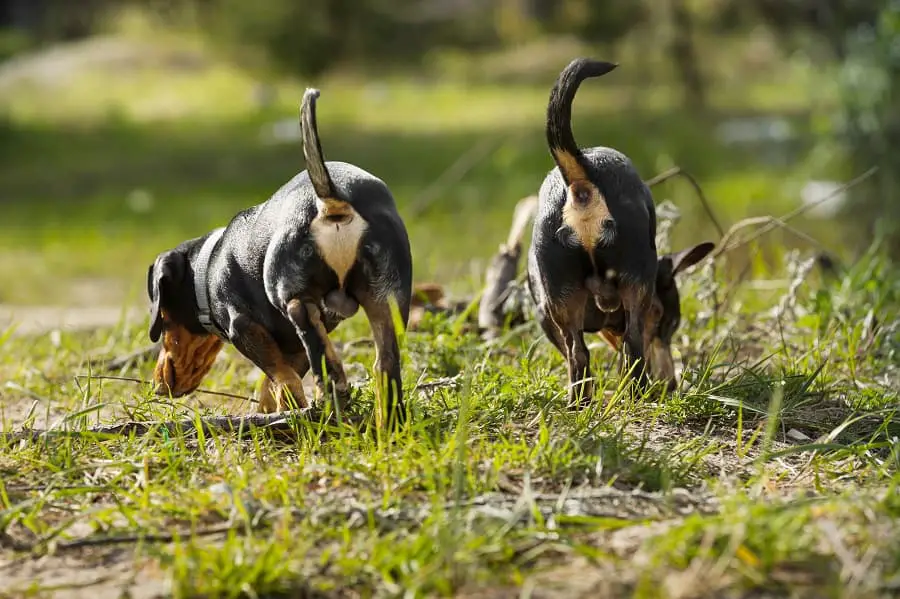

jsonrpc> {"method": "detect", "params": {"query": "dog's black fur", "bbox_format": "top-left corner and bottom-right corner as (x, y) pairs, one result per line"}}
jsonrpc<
(527, 58), (661, 405)
(146, 88), (412, 422)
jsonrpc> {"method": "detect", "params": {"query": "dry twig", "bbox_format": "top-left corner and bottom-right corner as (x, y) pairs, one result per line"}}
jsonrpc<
(0, 409), (333, 444)
(74, 374), (253, 403)
(645, 166), (725, 237)
(88, 342), (160, 373)
(712, 166), (878, 260)
(408, 135), (517, 218)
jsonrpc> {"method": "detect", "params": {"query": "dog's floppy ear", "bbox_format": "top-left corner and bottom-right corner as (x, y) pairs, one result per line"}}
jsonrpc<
(147, 251), (187, 342)
(668, 242), (715, 277)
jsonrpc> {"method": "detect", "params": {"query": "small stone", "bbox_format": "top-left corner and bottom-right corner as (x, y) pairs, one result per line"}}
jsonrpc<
(787, 428), (811, 442)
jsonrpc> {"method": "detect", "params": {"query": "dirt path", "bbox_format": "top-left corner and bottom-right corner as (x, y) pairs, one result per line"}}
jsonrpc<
(0, 304), (142, 337)
(0, 304), (173, 597)
(1, 548), (168, 599)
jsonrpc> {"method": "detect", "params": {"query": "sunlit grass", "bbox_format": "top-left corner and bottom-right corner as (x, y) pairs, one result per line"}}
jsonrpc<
(0, 243), (897, 596)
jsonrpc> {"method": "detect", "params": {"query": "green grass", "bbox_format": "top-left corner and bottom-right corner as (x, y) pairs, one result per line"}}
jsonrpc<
(0, 239), (898, 597)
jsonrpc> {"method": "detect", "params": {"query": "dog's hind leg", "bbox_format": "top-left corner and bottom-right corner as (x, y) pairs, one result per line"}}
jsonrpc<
(561, 325), (593, 408)
(620, 284), (653, 391)
(285, 299), (351, 410)
(536, 308), (566, 357)
(356, 290), (407, 428)
(547, 294), (593, 408)
(229, 314), (307, 413)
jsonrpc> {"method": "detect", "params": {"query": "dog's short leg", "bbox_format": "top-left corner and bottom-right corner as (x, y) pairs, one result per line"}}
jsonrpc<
(229, 314), (307, 413)
(256, 349), (312, 412)
(536, 309), (567, 357)
(548, 296), (592, 408)
(620, 284), (652, 390)
(599, 329), (623, 352)
(356, 292), (405, 427)
(560, 324), (592, 407)
(285, 299), (351, 409)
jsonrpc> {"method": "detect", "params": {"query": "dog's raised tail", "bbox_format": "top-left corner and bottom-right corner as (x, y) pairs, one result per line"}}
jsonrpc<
(546, 58), (618, 185)
(300, 88), (337, 199)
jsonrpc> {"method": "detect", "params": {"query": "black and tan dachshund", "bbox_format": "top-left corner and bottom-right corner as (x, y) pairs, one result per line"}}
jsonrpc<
(528, 57), (685, 405)
(145, 88), (412, 424)
(477, 195), (713, 391)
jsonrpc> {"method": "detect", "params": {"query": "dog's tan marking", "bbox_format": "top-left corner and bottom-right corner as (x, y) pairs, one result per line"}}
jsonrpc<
(552, 148), (588, 184)
(562, 180), (613, 251)
(310, 198), (368, 286)
(153, 314), (224, 398)
(599, 329), (622, 351)
(256, 369), (306, 413)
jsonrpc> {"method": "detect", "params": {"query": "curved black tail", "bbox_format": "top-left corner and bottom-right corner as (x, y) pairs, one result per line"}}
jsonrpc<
(546, 58), (618, 185)
(300, 88), (337, 199)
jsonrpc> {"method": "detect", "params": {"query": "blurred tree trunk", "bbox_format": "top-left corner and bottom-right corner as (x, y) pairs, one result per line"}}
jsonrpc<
(668, 0), (706, 111)
(527, 0), (555, 22)
(0, 0), (44, 33)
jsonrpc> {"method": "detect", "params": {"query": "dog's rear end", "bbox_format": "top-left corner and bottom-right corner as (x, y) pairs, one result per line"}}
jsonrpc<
(262, 89), (412, 424)
(527, 58), (659, 405)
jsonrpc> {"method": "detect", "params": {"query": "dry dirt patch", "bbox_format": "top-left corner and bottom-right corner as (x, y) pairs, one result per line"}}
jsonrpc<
(0, 305), (141, 338)
(0, 547), (168, 599)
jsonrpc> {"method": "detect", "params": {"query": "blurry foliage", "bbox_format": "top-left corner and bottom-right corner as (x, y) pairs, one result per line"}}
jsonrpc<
(540, 0), (647, 45)
(1, 0), (652, 77)
(193, 0), (652, 77)
(834, 1), (900, 256)
(0, 27), (30, 61)
(748, 0), (884, 59)
(1, 0), (897, 255)
(198, 0), (489, 78)
(702, 0), (900, 256)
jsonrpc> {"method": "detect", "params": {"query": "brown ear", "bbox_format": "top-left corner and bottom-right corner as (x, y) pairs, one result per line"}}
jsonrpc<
(147, 251), (186, 342)
(669, 242), (715, 276)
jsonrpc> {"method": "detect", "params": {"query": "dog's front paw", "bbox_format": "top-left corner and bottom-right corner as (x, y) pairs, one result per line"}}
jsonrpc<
(256, 374), (307, 413)
(255, 379), (278, 414)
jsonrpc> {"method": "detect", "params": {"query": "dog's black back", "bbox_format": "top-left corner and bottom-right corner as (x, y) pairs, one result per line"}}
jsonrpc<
(204, 162), (411, 352)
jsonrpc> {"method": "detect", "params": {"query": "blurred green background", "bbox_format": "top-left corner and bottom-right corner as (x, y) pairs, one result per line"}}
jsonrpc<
(0, 0), (897, 308)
